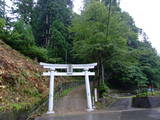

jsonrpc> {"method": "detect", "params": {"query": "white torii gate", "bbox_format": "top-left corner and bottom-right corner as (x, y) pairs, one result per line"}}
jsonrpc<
(40, 62), (97, 114)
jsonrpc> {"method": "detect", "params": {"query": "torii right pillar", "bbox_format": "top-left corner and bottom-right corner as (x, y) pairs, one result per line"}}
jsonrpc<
(84, 68), (94, 112)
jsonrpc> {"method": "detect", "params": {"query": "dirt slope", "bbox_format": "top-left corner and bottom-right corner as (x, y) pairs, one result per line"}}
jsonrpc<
(0, 40), (72, 112)
(0, 40), (68, 112)
(0, 40), (49, 112)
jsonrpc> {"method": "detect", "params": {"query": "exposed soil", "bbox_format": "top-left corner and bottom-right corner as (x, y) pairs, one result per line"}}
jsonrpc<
(0, 40), (70, 112)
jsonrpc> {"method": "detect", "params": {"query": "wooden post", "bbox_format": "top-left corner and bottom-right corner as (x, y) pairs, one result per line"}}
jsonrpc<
(94, 88), (98, 102)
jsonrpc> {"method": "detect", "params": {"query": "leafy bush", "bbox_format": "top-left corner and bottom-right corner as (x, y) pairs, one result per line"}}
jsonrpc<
(0, 18), (8, 39)
(3, 20), (49, 62)
(23, 46), (48, 62)
(98, 83), (109, 97)
(0, 18), (5, 31)
(48, 57), (63, 63)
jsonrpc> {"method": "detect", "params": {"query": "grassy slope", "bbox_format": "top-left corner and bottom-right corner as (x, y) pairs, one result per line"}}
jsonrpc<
(0, 40), (69, 112)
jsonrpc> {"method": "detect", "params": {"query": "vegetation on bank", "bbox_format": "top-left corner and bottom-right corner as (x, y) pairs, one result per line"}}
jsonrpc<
(0, 40), (48, 112)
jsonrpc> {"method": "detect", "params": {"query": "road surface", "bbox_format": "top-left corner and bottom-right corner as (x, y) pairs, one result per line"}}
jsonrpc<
(36, 109), (160, 120)
(36, 86), (160, 120)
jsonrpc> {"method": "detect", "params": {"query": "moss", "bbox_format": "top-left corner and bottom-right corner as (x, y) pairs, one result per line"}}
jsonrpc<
(61, 88), (74, 97)
(54, 87), (74, 99)
(11, 104), (23, 111)
(0, 106), (6, 111)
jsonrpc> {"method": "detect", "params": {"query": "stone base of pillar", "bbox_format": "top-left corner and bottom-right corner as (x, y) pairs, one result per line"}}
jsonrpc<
(93, 105), (96, 109)
(87, 108), (94, 112)
(47, 111), (55, 114)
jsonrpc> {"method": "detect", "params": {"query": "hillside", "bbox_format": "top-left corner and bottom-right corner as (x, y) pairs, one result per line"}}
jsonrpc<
(0, 39), (48, 112)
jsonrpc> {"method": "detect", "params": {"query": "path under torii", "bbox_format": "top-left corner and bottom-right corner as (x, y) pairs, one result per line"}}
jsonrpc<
(40, 62), (97, 114)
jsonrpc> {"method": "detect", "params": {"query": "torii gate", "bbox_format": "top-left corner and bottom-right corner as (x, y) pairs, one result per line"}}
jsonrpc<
(40, 62), (97, 114)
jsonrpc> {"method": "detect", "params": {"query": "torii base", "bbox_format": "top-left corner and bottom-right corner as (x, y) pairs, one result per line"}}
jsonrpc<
(47, 111), (55, 114)
(87, 108), (94, 112)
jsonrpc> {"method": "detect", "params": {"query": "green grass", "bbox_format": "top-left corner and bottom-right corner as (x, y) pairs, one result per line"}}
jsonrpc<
(61, 88), (74, 97)
(10, 102), (32, 111)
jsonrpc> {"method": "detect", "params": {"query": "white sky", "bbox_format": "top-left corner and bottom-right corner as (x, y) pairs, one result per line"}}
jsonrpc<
(73, 0), (160, 53)
(73, 0), (84, 14)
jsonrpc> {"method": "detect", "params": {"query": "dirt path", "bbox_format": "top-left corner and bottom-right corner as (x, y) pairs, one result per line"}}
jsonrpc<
(54, 86), (87, 115)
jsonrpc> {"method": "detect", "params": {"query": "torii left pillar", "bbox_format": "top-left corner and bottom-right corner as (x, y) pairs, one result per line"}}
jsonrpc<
(47, 70), (55, 114)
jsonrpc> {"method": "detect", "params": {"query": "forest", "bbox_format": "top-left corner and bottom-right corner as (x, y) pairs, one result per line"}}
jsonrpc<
(0, 0), (160, 92)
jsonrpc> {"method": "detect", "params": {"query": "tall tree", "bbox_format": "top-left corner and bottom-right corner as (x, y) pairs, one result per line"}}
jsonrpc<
(33, 0), (72, 47)
(71, 1), (131, 85)
(0, 0), (5, 18)
(103, 0), (117, 6)
(31, 0), (73, 63)
(13, 0), (34, 24)
(48, 20), (68, 62)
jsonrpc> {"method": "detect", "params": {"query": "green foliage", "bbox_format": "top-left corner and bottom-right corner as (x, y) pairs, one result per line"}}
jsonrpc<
(11, 103), (23, 111)
(0, 0), (5, 18)
(3, 20), (49, 61)
(31, 0), (73, 63)
(60, 88), (74, 97)
(98, 83), (109, 97)
(0, 18), (6, 38)
(71, 0), (160, 91)
(71, 1), (127, 62)
(48, 20), (68, 61)
(23, 87), (40, 97)
(33, 0), (72, 46)
(13, 0), (34, 23)
(0, 18), (5, 28)
(1, 0), (73, 64)
(0, 0), (160, 96)
(24, 46), (48, 61)
(10, 102), (32, 111)
(8, 20), (35, 50)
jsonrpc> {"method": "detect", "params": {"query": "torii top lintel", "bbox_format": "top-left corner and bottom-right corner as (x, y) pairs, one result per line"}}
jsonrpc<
(40, 62), (97, 70)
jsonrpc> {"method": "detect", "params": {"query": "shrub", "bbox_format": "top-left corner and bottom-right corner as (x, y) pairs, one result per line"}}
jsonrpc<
(98, 83), (109, 97)
(23, 46), (48, 62)
(0, 18), (7, 39)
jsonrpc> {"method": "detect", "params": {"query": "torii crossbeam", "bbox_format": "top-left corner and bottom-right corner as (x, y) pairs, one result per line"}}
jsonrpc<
(40, 62), (97, 114)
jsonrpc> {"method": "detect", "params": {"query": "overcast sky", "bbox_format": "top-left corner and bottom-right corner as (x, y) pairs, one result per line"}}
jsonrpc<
(73, 0), (160, 53)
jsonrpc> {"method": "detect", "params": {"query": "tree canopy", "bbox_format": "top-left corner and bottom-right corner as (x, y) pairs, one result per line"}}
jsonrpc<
(1, 0), (160, 91)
